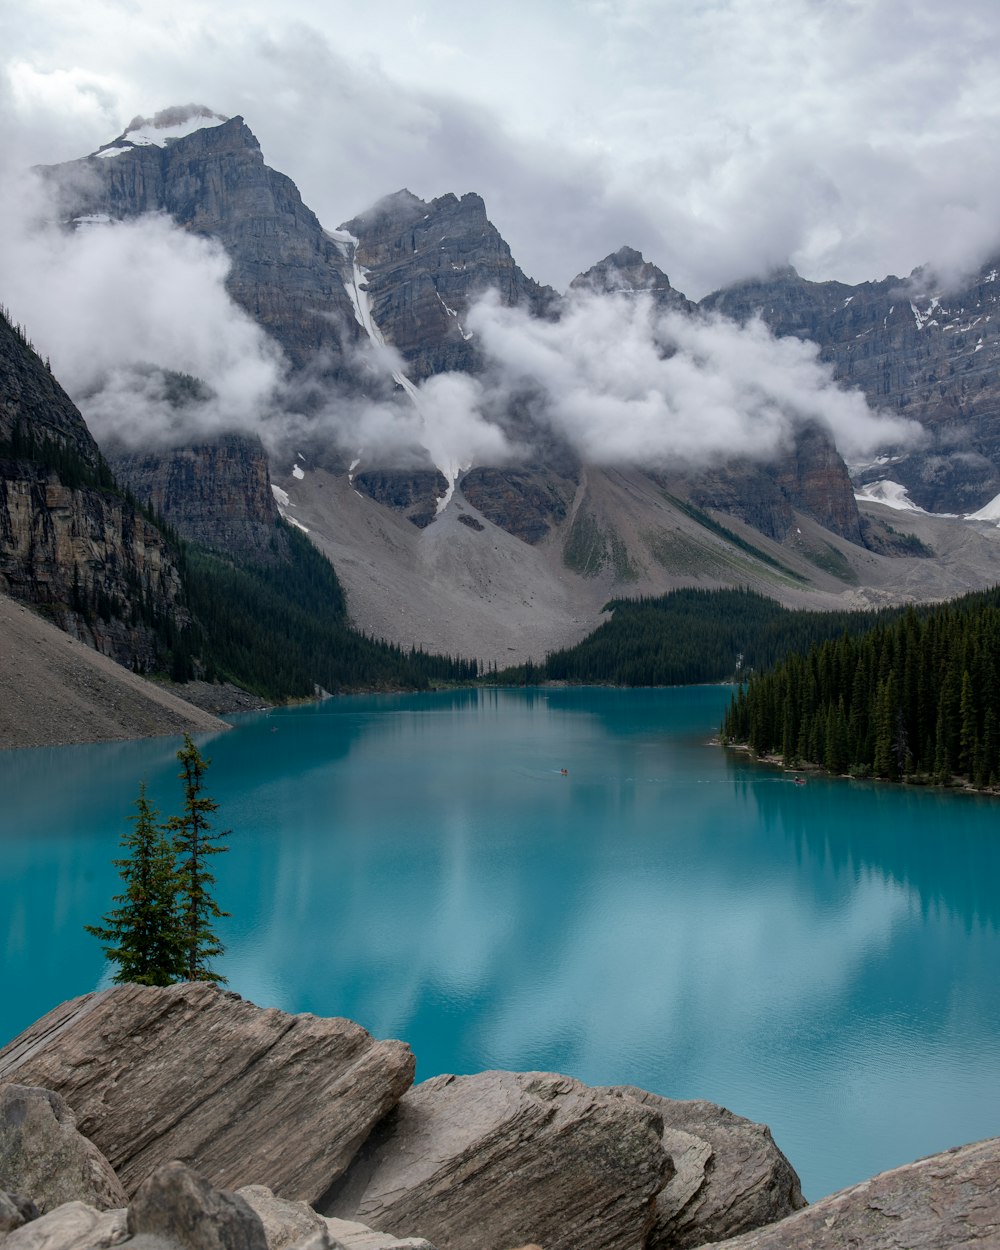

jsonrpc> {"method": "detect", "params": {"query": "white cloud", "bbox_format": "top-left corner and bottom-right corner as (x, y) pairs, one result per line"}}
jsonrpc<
(467, 288), (922, 466)
(0, 191), (287, 447)
(4, 0), (1000, 298)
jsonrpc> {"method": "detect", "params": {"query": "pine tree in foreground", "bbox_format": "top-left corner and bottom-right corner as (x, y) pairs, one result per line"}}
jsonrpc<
(167, 734), (230, 984)
(84, 784), (185, 986)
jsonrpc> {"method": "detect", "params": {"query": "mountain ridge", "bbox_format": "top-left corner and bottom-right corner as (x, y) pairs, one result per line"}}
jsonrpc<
(25, 110), (1000, 666)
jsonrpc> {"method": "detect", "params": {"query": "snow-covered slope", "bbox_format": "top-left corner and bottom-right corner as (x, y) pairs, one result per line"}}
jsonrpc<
(93, 105), (229, 158)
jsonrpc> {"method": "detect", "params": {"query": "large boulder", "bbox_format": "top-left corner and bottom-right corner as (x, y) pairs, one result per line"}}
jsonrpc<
(693, 1136), (1000, 1248)
(0, 984), (415, 1204)
(126, 1160), (268, 1250)
(322, 1070), (673, 1250)
(605, 1088), (805, 1248)
(0, 1084), (127, 1214)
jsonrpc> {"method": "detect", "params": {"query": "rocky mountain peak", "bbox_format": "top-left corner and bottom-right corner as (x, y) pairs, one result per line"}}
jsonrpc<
(570, 247), (694, 313)
(93, 105), (230, 158)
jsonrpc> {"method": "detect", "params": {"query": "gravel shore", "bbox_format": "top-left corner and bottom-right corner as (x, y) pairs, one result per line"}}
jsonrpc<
(0, 594), (230, 751)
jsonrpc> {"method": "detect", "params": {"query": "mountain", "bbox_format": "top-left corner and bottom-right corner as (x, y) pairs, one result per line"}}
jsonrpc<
(702, 262), (1000, 513)
(0, 305), (190, 671)
(31, 109), (1000, 667)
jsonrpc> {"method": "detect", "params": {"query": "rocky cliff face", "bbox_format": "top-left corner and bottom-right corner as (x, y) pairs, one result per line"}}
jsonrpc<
(44, 113), (361, 374)
(570, 246), (695, 315)
(675, 423), (864, 544)
(342, 190), (557, 380)
(109, 435), (287, 560)
(702, 260), (1000, 511)
(0, 310), (187, 668)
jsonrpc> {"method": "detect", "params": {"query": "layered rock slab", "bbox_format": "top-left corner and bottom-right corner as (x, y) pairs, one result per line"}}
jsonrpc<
(0, 984), (414, 1204)
(323, 1070), (673, 1250)
(605, 1088), (805, 1249)
(692, 1135), (1000, 1248)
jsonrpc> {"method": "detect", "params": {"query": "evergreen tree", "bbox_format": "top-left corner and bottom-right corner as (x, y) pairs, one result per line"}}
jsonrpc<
(167, 735), (230, 984)
(85, 785), (185, 985)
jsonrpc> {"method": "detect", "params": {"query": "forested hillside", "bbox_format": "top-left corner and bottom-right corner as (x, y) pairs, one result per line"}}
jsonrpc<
(183, 524), (478, 698)
(493, 588), (905, 687)
(721, 587), (1000, 787)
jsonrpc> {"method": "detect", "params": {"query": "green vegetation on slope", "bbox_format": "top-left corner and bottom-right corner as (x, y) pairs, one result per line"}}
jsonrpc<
(490, 587), (905, 687)
(721, 586), (1000, 786)
(183, 523), (478, 698)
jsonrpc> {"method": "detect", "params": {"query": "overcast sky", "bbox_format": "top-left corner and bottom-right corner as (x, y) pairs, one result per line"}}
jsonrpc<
(4, 0), (1000, 298)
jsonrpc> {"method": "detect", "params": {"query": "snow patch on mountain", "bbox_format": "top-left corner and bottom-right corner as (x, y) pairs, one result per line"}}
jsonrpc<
(967, 493), (1000, 523)
(332, 229), (465, 515)
(93, 106), (228, 159)
(854, 480), (927, 512)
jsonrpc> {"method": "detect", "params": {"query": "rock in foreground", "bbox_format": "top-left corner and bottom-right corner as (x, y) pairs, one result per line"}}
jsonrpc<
(0, 1084), (127, 1213)
(606, 1088), (805, 1248)
(695, 1136), (1000, 1249)
(323, 1070), (673, 1250)
(0, 984), (415, 1204)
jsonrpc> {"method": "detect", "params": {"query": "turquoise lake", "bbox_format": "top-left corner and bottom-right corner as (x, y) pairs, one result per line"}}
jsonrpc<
(2, 685), (999, 1202)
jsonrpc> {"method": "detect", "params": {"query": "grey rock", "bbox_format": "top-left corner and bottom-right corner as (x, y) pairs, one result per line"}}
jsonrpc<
(42, 116), (362, 375)
(108, 434), (286, 561)
(0, 313), (189, 673)
(285, 1233), (334, 1250)
(323, 1070), (672, 1250)
(0, 1084), (127, 1214)
(701, 260), (1000, 514)
(692, 1135), (1000, 1249)
(126, 1161), (267, 1250)
(606, 1088), (805, 1249)
(570, 247), (695, 316)
(0, 1189), (38, 1233)
(0, 984), (415, 1204)
(342, 190), (557, 382)
(1, 1201), (126, 1250)
(236, 1185), (328, 1250)
(324, 1217), (437, 1250)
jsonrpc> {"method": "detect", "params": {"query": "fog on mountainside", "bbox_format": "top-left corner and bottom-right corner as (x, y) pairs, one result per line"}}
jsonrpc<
(0, 110), (921, 485)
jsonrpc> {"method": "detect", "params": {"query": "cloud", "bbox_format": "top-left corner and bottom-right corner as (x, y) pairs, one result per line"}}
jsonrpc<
(7, 0), (1000, 301)
(465, 288), (922, 467)
(0, 188), (287, 448)
(0, 159), (919, 481)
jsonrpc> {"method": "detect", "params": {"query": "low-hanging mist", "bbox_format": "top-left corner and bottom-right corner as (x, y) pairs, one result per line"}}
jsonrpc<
(0, 178), (921, 477)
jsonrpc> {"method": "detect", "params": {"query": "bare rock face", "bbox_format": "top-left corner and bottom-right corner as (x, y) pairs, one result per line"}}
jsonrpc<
(0, 1084), (127, 1214)
(109, 434), (286, 560)
(0, 984), (415, 1204)
(694, 1135), (1000, 1249)
(605, 1088), (805, 1249)
(570, 247), (695, 316)
(342, 190), (557, 381)
(701, 260), (1000, 514)
(352, 469), (449, 529)
(459, 468), (577, 544)
(324, 1217), (438, 1250)
(0, 312), (188, 670)
(677, 422), (863, 547)
(43, 116), (361, 375)
(322, 1070), (673, 1250)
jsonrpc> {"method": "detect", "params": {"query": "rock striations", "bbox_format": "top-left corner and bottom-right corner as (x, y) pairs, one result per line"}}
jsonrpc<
(0, 984), (414, 1205)
(0, 985), (993, 1250)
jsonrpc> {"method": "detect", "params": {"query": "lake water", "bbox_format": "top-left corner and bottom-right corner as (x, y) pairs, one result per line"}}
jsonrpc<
(2, 685), (999, 1202)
